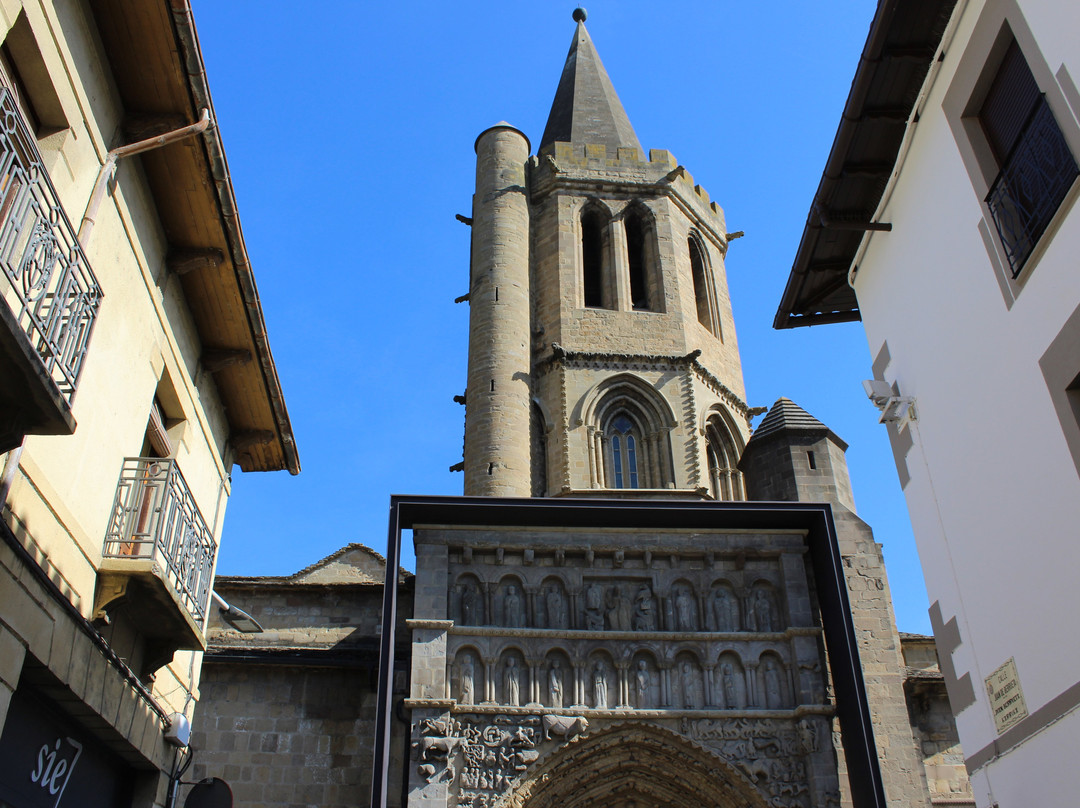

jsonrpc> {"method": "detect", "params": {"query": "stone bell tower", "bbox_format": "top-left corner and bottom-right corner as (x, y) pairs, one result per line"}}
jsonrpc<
(442, 12), (934, 808)
(462, 8), (754, 500)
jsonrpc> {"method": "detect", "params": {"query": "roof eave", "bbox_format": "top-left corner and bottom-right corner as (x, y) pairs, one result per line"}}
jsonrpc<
(775, 0), (958, 330)
(167, 1), (300, 474)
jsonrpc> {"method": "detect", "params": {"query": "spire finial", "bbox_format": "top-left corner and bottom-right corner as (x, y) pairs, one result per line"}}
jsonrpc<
(572, 8), (587, 23)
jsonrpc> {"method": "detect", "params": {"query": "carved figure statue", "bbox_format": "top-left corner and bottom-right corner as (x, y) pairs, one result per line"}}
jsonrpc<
(504, 657), (521, 706)
(635, 660), (651, 708)
(633, 585), (657, 631)
(680, 661), (695, 709)
(722, 662), (739, 709)
(504, 585), (524, 628)
(711, 588), (737, 632)
(593, 660), (609, 708)
(460, 656), (475, 705)
(753, 589), (773, 633)
(764, 659), (783, 709)
(675, 587), (696, 631)
(460, 582), (477, 625)
(585, 582), (604, 630)
(606, 585), (632, 631)
(549, 659), (564, 708)
(546, 585), (567, 629)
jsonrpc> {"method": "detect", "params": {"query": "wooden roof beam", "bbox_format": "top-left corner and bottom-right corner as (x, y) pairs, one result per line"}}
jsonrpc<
(167, 247), (224, 276)
(202, 349), (252, 373)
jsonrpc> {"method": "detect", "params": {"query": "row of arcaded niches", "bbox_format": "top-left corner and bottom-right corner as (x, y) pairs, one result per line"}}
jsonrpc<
(441, 532), (817, 635)
(443, 633), (819, 712)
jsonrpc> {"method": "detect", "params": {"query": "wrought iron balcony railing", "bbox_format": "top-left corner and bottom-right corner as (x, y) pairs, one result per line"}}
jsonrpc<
(0, 86), (102, 404)
(103, 458), (217, 625)
(986, 96), (1080, 277)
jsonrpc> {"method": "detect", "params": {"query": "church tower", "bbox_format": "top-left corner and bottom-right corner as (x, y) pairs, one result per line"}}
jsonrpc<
(408, 13), (933, 808)
(463, 9), (752, 500)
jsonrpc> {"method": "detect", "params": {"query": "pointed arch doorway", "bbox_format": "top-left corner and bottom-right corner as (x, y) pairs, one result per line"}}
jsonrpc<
(501, 723), (772, 808)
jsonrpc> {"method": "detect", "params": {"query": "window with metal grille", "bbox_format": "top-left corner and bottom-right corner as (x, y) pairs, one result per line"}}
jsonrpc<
(981, 40), (1079, 276)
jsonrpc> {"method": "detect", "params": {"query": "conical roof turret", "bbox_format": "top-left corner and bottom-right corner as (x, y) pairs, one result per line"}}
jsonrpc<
(539, 10), (643, 153)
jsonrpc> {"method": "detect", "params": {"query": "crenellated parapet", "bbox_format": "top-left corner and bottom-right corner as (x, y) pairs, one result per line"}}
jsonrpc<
(530, 142), (730, 249)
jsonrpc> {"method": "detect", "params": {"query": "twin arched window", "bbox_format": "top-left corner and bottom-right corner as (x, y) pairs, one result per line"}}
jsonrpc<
(585, 379), (676, 491)
(705, 413), (744, 500)
(608, 415), (640, 488)
(581, 202), (658, 312)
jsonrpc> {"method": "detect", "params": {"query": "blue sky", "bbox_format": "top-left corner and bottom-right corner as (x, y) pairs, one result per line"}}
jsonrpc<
(193, 1), (933, 634)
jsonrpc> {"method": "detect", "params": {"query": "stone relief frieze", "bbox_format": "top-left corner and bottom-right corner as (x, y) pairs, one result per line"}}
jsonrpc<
(413, 714), (587, 807)
(681, 716), (829, 808)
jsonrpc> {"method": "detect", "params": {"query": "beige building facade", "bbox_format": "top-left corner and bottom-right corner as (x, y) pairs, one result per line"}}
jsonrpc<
(0, 1), (296, 806)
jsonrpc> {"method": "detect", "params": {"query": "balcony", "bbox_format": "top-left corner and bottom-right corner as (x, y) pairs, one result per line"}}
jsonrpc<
(986, 96), (1080, 277)
(0, 87), (102, 453)
(95, 458), (217, 667)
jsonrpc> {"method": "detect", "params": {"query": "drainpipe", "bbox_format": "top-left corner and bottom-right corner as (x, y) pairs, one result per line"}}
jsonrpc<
(0, 449), (20, 508)
(77, 108), (211, 249)
(0, 111), (214, 512)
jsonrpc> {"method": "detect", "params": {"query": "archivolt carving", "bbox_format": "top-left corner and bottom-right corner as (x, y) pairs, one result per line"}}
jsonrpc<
(499, 722), (772, 808)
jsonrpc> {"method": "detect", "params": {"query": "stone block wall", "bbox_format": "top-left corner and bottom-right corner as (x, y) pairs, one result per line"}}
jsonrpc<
(901, 635), (975, 807)
(190, 546), (413, 808)
(191, 665), (387, 808)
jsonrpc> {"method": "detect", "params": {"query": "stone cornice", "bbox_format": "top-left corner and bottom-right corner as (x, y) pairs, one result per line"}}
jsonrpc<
(535, 346), (757, 421)
(446, 625), (822, 642)
(425, 704), (835, 720)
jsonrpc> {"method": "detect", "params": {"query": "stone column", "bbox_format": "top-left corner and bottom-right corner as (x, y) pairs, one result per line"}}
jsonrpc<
(745, 663), (758, 708)
(587, 426), (599, 488)
(484, 658), (497, 704)
(526, 586), (538, 628)
(610, 217), (630, 311)
(482, 583), (494, 627)
(616, 662), (630, 708)
(660, 664), (672, 707)
(528, 659), (542, 707)
(703, 664), (716, 707)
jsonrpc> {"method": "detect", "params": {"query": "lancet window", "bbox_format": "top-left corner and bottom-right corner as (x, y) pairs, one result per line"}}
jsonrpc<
(608, 414), (640, 489)
(581, 203), (613, 309)
(705, 412), (744, 500)
(688, 233), (718, 337)
(623, 203), (658, 311)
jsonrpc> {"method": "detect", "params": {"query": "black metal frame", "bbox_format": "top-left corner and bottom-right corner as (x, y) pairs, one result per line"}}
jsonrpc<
(370, 495), (889, 808)
(985, 95), (1079, 277)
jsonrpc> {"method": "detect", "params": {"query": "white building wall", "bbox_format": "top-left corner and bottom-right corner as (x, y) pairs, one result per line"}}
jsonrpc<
(850, 0), (1080, 803)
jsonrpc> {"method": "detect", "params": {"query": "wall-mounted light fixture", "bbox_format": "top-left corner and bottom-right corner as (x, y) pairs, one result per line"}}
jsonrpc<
(862, 379), (917, 430)
(211, 591), (263, 634)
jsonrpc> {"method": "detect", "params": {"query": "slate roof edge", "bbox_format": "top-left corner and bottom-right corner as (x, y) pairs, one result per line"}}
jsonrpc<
(773, 0), (958, 330)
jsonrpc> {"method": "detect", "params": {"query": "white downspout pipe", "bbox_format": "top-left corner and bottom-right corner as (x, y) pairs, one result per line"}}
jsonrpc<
(1, 110), (214, 511)
(77, 108), (211, 249)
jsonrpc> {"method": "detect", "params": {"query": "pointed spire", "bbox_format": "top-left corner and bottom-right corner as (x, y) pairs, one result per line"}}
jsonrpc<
(539, 11), (643, 154)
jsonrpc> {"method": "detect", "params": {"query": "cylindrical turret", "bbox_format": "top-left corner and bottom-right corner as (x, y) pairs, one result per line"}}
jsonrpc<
(464, 123), (532, 496)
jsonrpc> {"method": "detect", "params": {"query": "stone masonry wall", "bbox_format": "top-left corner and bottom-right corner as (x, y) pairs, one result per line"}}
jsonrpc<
(191, 665), (385, 808)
